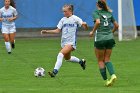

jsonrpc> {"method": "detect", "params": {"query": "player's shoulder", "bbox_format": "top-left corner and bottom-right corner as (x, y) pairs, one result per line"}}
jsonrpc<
(59, 17), (66, 22)
(93, 10), (100, 15)
(71, 15), (81, 19)
(103, 10), (113, 17)
(61, 17), (66, 20)
(0, 7), (5, 11)
(94, 10), (112, 15)
(108, 11), (113, 15)
(9, 6), (16, 11)
(94, 10), (100, 13)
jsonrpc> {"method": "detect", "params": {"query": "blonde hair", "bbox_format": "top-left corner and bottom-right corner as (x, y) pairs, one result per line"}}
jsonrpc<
(63, 4), (74, 13)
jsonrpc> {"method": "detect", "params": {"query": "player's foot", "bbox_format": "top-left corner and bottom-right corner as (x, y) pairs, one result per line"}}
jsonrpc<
(110, 74), (117, 85)
(104, 79), (112, 87)
(8, 52), (11, 54)
(48, 71), (56, 77)
(79, 59), (86, 70)
(11, 43), (15, 49)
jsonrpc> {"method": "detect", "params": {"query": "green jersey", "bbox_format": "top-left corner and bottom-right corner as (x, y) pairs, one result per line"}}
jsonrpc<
(93, 10), (115, 41)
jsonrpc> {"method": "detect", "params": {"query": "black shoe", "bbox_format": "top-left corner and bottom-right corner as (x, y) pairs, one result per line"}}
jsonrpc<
(11, 43), (15, 49)
(48, 71), (56, 77)
(80, 59), (86, 70)
(8, 52), (11, 54)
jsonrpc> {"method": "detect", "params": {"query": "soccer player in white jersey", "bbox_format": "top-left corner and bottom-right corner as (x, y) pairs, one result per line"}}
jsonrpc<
(0, 0), (18, 54)
(41, 4), (88, 77)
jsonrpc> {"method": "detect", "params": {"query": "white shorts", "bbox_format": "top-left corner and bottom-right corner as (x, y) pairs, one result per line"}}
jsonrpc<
(1, 25), (16, 34)
(61, 42), (77, 49)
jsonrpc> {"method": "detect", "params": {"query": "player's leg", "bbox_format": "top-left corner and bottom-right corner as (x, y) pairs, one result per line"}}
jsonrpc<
(104, 49), (117, 85)
(9, 26), (16, 49)
(64, 49), (86, 70)
(104, 39), (117, 85)
(48, 45), (74, 77)
(9, 33), (15, 49)
(2, 27), (12, 54)
(3, 33), (11, 54)
(95, 48), (112, 86)
(104, 49), (114, 75)
(95, 48), (107, 80)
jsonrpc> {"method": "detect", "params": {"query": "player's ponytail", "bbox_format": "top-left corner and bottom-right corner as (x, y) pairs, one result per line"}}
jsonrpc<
(97, 0), (110, 12)
(10, 0), (16, 8)
(70, 4), (74, 13)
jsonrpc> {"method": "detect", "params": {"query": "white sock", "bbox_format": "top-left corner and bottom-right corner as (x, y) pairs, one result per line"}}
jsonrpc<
(69, 56), (80, 63)
(54, 53), (64, 71)
(5, 42), (11, 52)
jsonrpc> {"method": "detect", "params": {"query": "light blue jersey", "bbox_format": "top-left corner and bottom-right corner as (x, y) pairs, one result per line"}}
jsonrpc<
(57, 15), (83, 49)
(0, 6), (18, 33)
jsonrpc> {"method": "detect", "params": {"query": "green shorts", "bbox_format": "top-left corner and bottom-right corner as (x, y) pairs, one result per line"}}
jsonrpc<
(94, 39), (115, 49)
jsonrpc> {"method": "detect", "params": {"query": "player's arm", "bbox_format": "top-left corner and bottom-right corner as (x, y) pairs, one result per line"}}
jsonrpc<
(89, 19), (100, 37)
(112, 21), (119, 33)
(7, 16), (17, 22)
(82, 22), (88, 30)
(0, 11), (3, 22)
(7, 9), (18, 22)
(76, 16), (88, 30)
(41, 18), (63, 35)
(41, 28), (61, 35)
(12, 16), (18, 20)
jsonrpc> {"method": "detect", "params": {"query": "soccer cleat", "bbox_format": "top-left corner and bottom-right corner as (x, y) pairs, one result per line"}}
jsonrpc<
(105, 79), (112, 87)
(79, 59), (86, 70)
(109, 74), (117, 85)
(11, 43), (15, 49)
(48, 71), (56, 77)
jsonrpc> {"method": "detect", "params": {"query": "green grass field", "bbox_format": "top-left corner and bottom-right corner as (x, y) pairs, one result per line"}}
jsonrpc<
(0, 37), (140, 93)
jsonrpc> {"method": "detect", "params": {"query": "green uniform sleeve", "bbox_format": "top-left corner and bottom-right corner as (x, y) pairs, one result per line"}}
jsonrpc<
(93, 11), (100, 21)
(111, 14), (115, 23)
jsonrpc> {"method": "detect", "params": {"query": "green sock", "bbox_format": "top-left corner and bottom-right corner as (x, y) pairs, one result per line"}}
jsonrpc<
(105, 62), (115, 76)
(99, 68), (107, 80)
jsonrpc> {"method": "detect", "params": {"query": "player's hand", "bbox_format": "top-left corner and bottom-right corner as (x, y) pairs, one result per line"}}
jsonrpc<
(82, 22), (88, 30)
(89, 31), (94, 37)
(7, 18), (14, 22)
(41, 30), (47, 35)
(0, 18), (4, 21)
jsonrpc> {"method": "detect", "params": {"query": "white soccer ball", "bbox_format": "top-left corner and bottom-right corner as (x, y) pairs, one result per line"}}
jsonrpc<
(34, 67), (45, 77)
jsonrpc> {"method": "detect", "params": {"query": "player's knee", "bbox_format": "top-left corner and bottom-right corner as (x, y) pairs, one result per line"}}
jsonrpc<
(4, 37), (9, 42)
(60, 50), (67, 55)
(98, 61), (105, 68)
(104, 57), (110, 62)
(64, 56), (71, 60)
(10, 39), (15, 43)
(97, 57), (104, 62)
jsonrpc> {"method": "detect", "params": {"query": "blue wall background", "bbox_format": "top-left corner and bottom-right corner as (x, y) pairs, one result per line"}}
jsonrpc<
(0, 0), (139, 28)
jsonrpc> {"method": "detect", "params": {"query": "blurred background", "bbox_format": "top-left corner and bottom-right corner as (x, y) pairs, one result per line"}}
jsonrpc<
(0, 0), (139, 37)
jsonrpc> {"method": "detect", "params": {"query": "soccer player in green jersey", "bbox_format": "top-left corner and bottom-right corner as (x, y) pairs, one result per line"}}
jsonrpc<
(89, 0), (119, 86)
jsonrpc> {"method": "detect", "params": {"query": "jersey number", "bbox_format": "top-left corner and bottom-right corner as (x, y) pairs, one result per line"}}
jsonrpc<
(102, 15), (109, 26)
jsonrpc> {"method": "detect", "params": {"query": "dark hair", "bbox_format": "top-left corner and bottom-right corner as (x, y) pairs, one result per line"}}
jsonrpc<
(63, 4), (74, 13)
(4, 0), (16, 8)
(97, 0), (108, 11)
(70, 4), (74, 12)
(10, 0), (16, 8)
